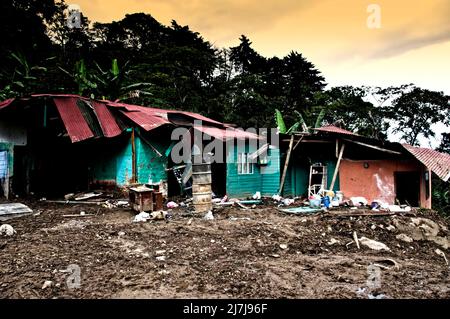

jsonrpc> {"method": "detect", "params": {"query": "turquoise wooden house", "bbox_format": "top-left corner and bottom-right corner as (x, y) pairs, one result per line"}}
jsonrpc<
(0, 94), (281, 199)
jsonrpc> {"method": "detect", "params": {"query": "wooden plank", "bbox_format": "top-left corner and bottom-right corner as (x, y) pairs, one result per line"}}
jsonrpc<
(131, 128), (137, 183)
(342, 138), (402, 155)
(279, 135), (294, 195)
(329, 143), (345, 191)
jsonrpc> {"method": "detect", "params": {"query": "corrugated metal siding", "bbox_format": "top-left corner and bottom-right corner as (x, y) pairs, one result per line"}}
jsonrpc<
(315, 125), (356, 136)
(53, 97), (94, 143)
(118, 109), (170, 131)
(136, 136), (169, 184)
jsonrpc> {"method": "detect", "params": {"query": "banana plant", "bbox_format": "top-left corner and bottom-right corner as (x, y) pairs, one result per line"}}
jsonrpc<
(0, 52), (48, 99)
(93, 58), (153, 101)
(59, 59), (97, 96)
(275, 108), (324, 134)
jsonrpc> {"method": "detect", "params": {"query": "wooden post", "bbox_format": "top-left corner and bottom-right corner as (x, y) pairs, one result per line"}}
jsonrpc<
(279, 135), (295, 195)
(329, 143), (345, 191)
(131, 128), (137, 183)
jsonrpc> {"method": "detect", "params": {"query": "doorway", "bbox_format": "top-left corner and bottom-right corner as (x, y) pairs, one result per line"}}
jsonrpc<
(395, 171), (420, 207)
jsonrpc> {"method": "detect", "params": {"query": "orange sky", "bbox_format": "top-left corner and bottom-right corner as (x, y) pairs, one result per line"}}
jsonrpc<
(75, 0), (449, 93)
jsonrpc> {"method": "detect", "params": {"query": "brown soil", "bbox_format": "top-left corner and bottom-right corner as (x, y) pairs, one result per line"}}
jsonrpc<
(1, 200), (449, 299)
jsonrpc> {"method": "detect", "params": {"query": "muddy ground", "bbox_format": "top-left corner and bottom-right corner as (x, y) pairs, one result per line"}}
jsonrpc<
(1, 200), (450, 299)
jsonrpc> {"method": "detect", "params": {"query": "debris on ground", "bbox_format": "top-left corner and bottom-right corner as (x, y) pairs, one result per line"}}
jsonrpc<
(166, 201), (179, 209)
(435, 249), (449, 266)
(358, 237), (390, 251)
(253, 192), (261, 200)
(133, 212), (150, 223)
(396, 233), (414, 243)
(0, 224), (16, 236)
(0, 203), (33, 221)
(1, 200), (450, 299)
(41, 280), (53, 290)
(203, 211), (214, 220)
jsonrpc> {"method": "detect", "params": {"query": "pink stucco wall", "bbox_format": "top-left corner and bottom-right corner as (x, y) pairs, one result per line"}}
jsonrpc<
(339, 159), (430, 208)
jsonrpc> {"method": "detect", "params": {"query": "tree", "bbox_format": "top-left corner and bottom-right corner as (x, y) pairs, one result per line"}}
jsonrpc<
(388, 87), (450, 145)
(437, 133), (450, 154)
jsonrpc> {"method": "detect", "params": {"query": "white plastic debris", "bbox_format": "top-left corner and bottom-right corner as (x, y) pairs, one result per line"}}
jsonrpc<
(133, 212), (150, 223)
(0, 224), (16, 236)
(359, 237), (390, 251)
(388, 205), (411, 213)
(252, 192), (261, 200)
(272, 194), (282, 202)
(166, 201), (179, 209)
(116, 201), (129, 207)
(203, 211), (214, 220)
(282, 198), (295, 206)
(350, 197), (368, 206)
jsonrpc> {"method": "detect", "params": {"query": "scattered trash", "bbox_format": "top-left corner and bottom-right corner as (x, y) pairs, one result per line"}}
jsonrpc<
(270, 254), (281, 258)
(0, 224), (16, 236)
(118, 231), (126, 237)
(252, 192), (261, 200)
(166, 201), (179, 209)
(75, 192), (103, 201)
(155, 249), (166, 255)
(272, 194), (282, 202)
(203, 211), (214, 220)
(80, 211), (86, 216)
(349, 197), (368, 207)
(353, 231), (360, 249)
(133, 212), (150, 223)
(151, 211), (168, 220)
(359, 237), (390, 251)
(156, 256), (166, 261)
(42, 280), (53, 289)
(282, 198), (295, 206)
(221, 195), (228, 203)
(388, 205), (411, 213)
(396, 233), (414, 243)
(279, 244), (288, 250)
(435, 249), (448, 265)
(212, 198), (222, 204)
(0, 203), (33, 221)
(116, 201), (129, 207)
(368, 293), (386, 299)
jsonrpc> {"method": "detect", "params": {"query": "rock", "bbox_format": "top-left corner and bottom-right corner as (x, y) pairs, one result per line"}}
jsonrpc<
(80, 211), (86, 216)
(0, 224), (16, 236)
(270, 254), (281, 258)
(279, 244), (288, 250)
(118, 231), (126, 237)
(42, 280), (53, 289)
(386, 225), (396, 232)
(396, 233), (414, 243)
(155, 250), (166, 255)
(359, 237), (390, 251)
(156, 256), (166, 261)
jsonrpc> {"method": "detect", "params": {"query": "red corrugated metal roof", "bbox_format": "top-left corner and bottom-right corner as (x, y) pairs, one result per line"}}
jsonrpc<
(0, 98), (15, 110)
(402, 144), (450, 182)
(194, 126), (260, 141)
(53, 97), (95, 143)
(91, 101), (123, 138)
(314, 125), (357, 136)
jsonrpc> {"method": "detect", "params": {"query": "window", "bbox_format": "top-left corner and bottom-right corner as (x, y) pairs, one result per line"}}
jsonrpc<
(237, 153), (254, 175)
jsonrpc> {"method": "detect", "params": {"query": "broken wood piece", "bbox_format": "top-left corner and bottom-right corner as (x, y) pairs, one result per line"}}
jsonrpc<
(74, 192), (103, 201)
(353, 231), (360, 249)
(47, 200), (105, 205)
(279, 135), (294, 195)
(236, 202), (249, 210)
(435, 249), (449, 265)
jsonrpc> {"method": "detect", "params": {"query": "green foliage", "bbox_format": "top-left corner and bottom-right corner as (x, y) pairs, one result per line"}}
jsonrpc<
(275, 109), (287, 133)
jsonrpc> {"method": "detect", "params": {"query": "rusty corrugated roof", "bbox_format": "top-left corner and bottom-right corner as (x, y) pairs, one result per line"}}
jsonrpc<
(314, 125), (357, 136)
(91, 101), (123, 138)
(0, 98), (15, 110)
(194, 126), (260, 141)
(402, 144), (450, 182)
(53, 97), (95, 143)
